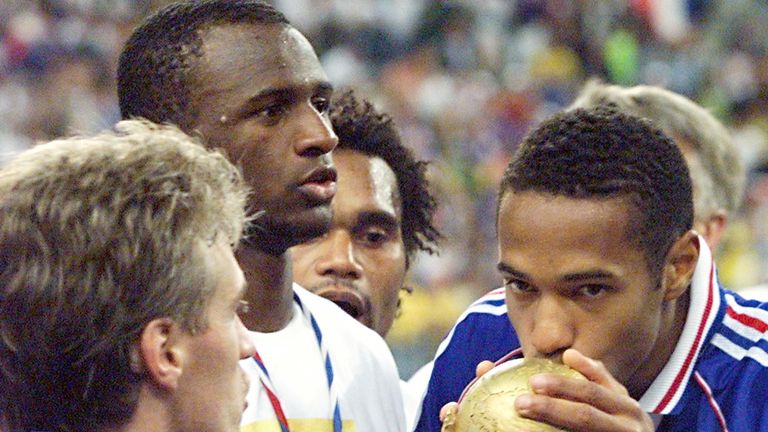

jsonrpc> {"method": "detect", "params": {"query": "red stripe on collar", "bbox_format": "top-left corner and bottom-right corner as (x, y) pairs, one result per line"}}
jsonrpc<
(654, 262), (716, 412)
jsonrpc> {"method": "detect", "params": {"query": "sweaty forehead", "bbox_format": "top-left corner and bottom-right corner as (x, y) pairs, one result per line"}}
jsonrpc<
(191, 23), (327, 96)
(336, 151), (402, 219)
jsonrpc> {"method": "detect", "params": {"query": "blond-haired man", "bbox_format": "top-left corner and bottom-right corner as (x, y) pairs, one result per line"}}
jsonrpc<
(0, 120), (254, 432)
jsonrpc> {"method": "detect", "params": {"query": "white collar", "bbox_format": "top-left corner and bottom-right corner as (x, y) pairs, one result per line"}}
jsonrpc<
(638, 236), (721, 414)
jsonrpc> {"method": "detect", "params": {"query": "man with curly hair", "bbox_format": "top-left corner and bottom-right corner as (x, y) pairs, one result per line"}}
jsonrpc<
(291, 90), (440, 338)
(417, 107), (768, 431)
(118, 2), (405, 431)
(290, 90), (441, 429)
(0, 120), (254, 432)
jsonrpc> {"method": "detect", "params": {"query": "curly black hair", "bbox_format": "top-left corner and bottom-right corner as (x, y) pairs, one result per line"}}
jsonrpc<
(499, 106), (694, 272)
(117, 0), (288, 130)
(330, 90), (441, 267)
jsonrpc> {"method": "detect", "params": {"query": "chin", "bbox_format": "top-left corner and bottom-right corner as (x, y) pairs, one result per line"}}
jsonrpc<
(265, 207), (332, 246)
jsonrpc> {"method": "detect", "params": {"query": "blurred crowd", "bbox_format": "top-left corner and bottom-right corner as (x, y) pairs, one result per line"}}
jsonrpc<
(2, 0), (767, 377)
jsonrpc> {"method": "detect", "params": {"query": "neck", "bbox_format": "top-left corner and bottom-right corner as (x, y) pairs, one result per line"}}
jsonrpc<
(628, 289), (690, 399)
(103, 385), (170, 432)
(237, 245), (295, 332)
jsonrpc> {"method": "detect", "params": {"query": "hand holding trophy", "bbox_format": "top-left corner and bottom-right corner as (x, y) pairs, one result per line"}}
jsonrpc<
(442, 358), (585, 432)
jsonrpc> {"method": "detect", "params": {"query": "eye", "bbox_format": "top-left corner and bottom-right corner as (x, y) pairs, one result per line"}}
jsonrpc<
(358, 227), (390, 246)
(576, 284), (608, 299)
(256, 103), (289, 121)
(311, 95), (330, 114)
(504, 279), (535, 294)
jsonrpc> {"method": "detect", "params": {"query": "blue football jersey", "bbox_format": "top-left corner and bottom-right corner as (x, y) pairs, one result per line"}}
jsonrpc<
(415, 241), (768, 432)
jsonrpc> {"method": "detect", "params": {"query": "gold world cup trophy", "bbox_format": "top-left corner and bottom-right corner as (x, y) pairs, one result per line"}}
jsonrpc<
(441, 358), (586, 432)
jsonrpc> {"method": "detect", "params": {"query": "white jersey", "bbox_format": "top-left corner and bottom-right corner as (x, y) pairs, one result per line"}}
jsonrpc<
(240, 284), (405, 432)
(737, 283), (768, 302)
(400, 362), (433, 432)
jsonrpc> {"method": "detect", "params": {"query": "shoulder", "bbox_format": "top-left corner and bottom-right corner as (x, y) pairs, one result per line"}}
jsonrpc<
(706, 290), (768, 366)
(684, 293), (768, 432)
(433, 287), (515, 361)
(465, 287), (507, 311)
(735, 283), (768, 302)
(415, 289), (518, 432)
(697, 291), (768, 393)
(446, 287), (509, 335)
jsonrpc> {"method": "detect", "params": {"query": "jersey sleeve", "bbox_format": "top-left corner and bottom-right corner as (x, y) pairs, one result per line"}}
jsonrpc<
(413, 291), (518, 432)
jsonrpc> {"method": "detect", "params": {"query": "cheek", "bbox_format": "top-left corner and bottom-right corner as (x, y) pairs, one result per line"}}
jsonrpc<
(590, 304), (660, 379)
(205, 124), (250, 159)
(229, 129), (283, 178)
(184, 334), (232, 387)
(505, 301), (535, 346)
(368, 253), (406, 307)
(241, 150), (287, 210)
(289, 247), (312, 275)
(504, 289), (528, 324)
(213, 326), (242, 362)
(242, 149), (278, 182)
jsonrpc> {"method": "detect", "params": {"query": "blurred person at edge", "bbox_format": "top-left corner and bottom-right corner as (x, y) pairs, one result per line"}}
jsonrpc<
(0, 120), (254, 432)
(117, 1), (405, 431)
(290, 90), (442, 431)
(569, 80), (745, 253)
(573, 81), (768, 302)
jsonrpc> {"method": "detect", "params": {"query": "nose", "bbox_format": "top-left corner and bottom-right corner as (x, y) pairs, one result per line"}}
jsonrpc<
(314, 230), (363, 279)
(237, 316), (256, 359)
(529, 295), (573, 358)
(294, 102), (338, 157)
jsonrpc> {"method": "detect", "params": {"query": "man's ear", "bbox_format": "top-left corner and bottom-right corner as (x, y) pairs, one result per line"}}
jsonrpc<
(695, 210), (727, 251)
(139, 318), (188, 391)
(661, 230), (700, 301)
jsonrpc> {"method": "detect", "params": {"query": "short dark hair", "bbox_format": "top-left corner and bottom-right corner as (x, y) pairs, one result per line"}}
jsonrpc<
(499, 107), (693, 272)
(117, 0), (289, 130)
(330, 90), (441, 266)
(569, 80), (745, 218)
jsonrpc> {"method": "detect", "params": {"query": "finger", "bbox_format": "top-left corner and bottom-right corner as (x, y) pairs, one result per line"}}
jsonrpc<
(563, 348), (628, 395)
(439, 402), (458, 422)
(515, 393), (645, 432)
(528, 372), (639, 416)
(475, 360), (494, 378)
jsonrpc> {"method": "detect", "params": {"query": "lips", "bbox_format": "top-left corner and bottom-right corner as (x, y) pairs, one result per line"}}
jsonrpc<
(314, 284), (371, 327)
(297, 166), (337, 203)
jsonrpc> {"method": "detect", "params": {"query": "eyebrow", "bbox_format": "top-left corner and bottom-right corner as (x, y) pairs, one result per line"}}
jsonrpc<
(496, 262), (615, 282)
(497, 262), (529, 280)
(560, 270), (615, 282)
(356, 211), (399, 230)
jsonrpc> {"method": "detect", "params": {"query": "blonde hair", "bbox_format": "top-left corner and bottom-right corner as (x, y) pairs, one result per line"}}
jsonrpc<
(569, 80), (745, 218)
(0, 119), (248, 431)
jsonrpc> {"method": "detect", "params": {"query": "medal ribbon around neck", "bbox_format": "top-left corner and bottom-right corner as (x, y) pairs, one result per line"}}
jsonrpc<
(250, 291), (342, 432)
